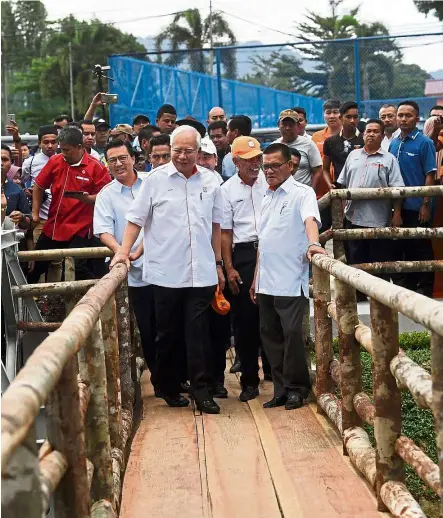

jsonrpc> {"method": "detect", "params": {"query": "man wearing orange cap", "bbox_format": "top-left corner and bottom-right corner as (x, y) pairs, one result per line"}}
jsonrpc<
(221, 136), (271, 403)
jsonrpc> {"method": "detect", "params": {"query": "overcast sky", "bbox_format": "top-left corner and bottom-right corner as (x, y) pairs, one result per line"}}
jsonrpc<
(42, 0), (443, 72)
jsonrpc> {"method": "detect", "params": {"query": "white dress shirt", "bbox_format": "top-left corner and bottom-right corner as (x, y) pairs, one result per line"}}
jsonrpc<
(126, 161), (223, 288)
(381, 128), (401, 152)
(257, 176), (321, 298)
(221, 171), (267, 243)
(22, 151), (52, 220)
(93, 176), (146, 287)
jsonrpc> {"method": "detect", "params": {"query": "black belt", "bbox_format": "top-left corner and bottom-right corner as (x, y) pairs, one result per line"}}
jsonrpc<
(234, 241), (259, 250)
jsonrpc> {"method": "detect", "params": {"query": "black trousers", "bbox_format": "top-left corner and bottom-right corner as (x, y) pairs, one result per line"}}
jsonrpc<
(232, 244), (267, 388)
(345, 219), (394, 282)
(27, 233), (106, 283)
(153, 285), (216, 401)
(258, 294), (311, 399)
(128, 285), (157, 387)
(393, 209), (435, 297)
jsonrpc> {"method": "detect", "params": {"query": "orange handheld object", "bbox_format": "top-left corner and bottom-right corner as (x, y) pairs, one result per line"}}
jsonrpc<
(211, 286), (231, 315)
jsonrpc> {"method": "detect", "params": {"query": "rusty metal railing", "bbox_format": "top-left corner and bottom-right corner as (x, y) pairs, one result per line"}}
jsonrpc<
(1, 256), (140, 518)
(311, 254), (443, 517)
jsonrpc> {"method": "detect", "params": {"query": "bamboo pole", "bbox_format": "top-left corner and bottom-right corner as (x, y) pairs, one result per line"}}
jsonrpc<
(355, 322), (373, 355)
(395, 436), (440, 496)
(317, 393), (343, 435)
(87, 458), (94, 491)
(111, 447), (124, 512)
(335, 278), (361, 451)
(16, 321), (61, 332)
(39, 450), (68, 515)
(78, 378), (91, 424)
(331, 197), (346, 261)
(329, 359), (341, 390)
(371, 300), (403, 510)
(353, 260), (443, 274)
(115, 281), (135, 450)
(353, 392), (375, 426)
(312, 265), (334, 407)
(91, 500), (116, 518)
(380, 481), (427, 518)
(101, 296), (122, 452)
(317, 191), (331, 211)
(45, 355), (91, 517)
(390, 352), (432, 409)
(343, 427), (376, 488)
(311, 255), (443, 336)
(12, 279), (97, 298)
(333, 227), (443, 240)
(18, 246), (113, 262)
(330, 185), (443, 200)
(1, 264), (128, 473)
(319, 228), (333, 245)
(82, 320), (114, 506)
(431, 331), (443, 516)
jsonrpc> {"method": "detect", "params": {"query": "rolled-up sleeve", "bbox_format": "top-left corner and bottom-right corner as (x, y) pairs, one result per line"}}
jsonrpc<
(300, 187), (321, 228)
(212, 184), (224, 224)
(126, 177), (152, 227)
(93, 190), (115, 238)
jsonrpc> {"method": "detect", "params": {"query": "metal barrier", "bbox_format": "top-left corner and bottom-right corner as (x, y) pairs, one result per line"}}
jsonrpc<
(311, 185), (443, 517)
(1, 251), (140, 518)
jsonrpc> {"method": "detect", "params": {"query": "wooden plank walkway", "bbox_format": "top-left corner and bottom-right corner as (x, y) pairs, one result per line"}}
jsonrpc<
(120, 362), (390, 518)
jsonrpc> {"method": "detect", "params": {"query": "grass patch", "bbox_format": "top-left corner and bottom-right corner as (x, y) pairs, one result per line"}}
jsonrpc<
(325, 332), (437, 507)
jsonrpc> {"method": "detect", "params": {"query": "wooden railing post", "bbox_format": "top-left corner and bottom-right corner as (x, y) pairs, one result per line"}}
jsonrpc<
(331, 198), (346, 262)
(45, 356), (91, 517)
(312, 264), (333, 406)
(335, 278), (361, 451)
(370, 300), (403, 511)
(80, 320), (114, 506)
(431, 331), (443, 518)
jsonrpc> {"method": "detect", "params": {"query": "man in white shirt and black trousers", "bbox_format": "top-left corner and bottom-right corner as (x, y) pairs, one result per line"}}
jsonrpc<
(251, 143), (327, 410)
(222, 136), (271, 403)
(110, 125), (225, 415)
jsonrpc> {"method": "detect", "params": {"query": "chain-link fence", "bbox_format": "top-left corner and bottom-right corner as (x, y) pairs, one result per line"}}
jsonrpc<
(109, 32), (443, 128)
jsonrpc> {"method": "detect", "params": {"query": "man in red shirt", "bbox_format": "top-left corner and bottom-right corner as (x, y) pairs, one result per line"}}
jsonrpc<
(28, 126), (111, 282)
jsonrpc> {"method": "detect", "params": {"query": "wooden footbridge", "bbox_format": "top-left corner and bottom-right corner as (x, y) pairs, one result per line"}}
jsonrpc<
(2, 186), (443, 518)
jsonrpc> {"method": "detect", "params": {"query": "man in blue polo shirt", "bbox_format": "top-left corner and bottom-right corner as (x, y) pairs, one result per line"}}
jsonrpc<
(389, 100), (437, 297)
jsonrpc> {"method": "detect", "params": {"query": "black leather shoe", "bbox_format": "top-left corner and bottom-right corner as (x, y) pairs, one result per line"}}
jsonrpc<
(157, 392), (190, 407)
(180, 381), (190, 393)
(263, 372), (273, 382)
(239, 386), (259, 402)
(230, 360), (242, 373)
(196, 399), (220, 414)
(263, 396), (287, 408)
(285, 393), (303, 410)
(213, 384), (228, 399)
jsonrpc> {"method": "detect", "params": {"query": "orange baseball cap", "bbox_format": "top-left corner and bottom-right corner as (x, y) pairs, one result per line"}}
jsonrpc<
(231, 136), (262, 159)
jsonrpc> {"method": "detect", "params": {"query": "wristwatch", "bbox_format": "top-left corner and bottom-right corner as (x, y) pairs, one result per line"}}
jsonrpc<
(216, 260), (224, 267)
(308, 241), (322, 248)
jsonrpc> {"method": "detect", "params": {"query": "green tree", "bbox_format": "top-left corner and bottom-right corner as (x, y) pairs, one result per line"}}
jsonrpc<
(155, 8), (237, 78)
(414, 1), (443, 20)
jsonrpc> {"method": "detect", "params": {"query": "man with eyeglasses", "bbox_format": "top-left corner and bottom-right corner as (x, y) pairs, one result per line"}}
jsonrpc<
(110, 125), (225, 414)
(322, 101), (364, 190)
(149, 134), (171, 170)
(273, 109), (322, 189)
(379, 104), (400, 151)
(221, 136), (271, 403)
(250, 143), (327, 410)
(94, 139), (157, 390)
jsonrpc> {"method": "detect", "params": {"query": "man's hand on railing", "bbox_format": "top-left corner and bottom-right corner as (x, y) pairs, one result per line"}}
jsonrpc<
(109, 250), (131, 270)
(306, 244), (328, 262)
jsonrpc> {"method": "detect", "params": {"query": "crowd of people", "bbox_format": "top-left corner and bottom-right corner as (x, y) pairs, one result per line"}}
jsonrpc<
(1, 95), (442, 415)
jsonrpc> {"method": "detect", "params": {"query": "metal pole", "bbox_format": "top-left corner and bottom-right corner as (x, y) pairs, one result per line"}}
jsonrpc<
(215, 48), (223, 108)
(354, 38), (361, 110)
(208, 0), (214, 75)
(68, 42), (75, 120)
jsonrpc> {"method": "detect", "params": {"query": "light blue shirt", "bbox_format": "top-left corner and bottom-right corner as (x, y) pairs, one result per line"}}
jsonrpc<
(222, 152), (237, 179)
(93, 176), (146, 287)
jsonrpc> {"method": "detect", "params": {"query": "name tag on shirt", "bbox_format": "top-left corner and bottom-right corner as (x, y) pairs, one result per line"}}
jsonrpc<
(76, 175), (90, 181)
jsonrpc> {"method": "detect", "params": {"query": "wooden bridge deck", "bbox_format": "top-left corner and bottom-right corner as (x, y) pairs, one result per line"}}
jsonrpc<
(120, 365), (389, 518)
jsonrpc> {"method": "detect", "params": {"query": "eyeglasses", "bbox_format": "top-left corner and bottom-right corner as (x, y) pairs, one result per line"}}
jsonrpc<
(172, 148), (197, 156)
(108, 155), (130, 165)
(151, 153), (171, 160)
(262, 161), (290, 171)
(380, 114), (396, 120)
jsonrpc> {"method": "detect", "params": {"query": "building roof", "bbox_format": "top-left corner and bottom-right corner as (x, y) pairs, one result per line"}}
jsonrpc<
(425, 79), (443, 96)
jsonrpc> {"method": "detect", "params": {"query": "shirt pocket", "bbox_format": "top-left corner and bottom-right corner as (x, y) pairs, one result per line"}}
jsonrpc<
(276, 207), (294, 229)
(199, 192), (213, 220)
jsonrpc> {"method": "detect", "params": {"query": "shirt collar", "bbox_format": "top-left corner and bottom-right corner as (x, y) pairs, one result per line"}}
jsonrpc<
(267, 175), (294, 194)
(167, 160), (199, 177)
(362, 146), (385, 156)
(64, 151), (88, 167)
(403, 128), (420, 141)
(117, 174), (142, 192)
(339, 128), (360, 138)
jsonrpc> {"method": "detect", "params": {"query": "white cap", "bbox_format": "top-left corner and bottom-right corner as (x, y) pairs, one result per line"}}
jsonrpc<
(200, 137), (217, 156)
